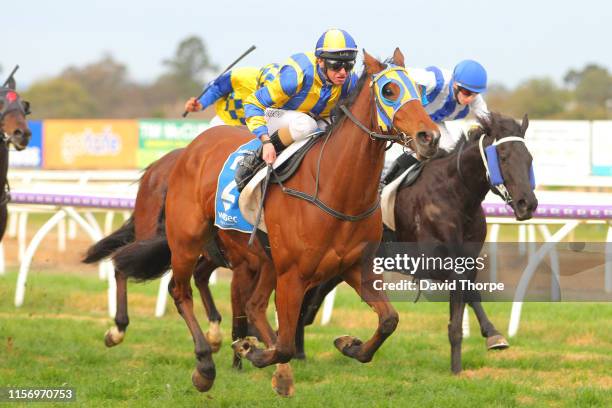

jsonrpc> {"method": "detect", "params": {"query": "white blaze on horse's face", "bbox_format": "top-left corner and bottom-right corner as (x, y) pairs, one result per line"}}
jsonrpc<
(370, 65), (423, 132)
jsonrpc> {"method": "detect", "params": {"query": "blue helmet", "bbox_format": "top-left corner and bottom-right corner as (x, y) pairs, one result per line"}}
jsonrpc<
(453, 60), (487, 93)
(315, 28), (358, 61)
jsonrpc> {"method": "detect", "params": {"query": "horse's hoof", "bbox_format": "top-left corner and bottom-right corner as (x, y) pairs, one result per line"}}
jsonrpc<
(272, 364), (295, 397)
(232, 353), (243, 370)
(334, 335), (363, 358)
(486, 334), (510, 350)
(104, 327), (125, 348)
(205, 322), (222, 353)
(191, 368), (214, 392)
(231, 336), (259, 358)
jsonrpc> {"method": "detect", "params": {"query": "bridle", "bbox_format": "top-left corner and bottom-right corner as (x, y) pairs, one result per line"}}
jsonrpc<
(456, 131), (533, 205)
(277, 64), (423, 222)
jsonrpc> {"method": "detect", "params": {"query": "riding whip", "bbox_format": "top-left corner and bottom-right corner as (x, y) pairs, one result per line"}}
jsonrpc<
(2, 65), (19, 88)
(182, 45), (256, 117)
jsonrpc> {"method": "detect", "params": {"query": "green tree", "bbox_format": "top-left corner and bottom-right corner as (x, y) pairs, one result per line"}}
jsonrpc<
(60, 55), (136, 117)
(153, 35), (218, 108)
(23, 78), (97, 119)
(563, 64), (612, 118)
(503, 78), (568, 119)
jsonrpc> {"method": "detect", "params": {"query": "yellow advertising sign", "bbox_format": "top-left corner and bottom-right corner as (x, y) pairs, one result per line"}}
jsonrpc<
(43, 120), (139, 169)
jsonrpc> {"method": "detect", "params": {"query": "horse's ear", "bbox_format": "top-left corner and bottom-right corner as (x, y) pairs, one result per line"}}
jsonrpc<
(363, 49), (384, 75)
(7, 77), (16, 90)
(392, 48), (405, 67)
(520, 114), (529, 137)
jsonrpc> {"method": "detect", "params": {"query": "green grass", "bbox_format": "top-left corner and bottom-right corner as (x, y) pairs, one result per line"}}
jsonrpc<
(1, 270), (611, 407)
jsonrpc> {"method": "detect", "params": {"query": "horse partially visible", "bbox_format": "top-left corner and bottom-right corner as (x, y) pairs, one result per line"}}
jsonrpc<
(112, 48), (441, 393)
(296, 112), (537, 373)
(0, 70), (32, 242)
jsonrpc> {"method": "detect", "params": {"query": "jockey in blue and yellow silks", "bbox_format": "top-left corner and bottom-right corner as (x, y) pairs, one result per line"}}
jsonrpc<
(184, 64), (280, 127)
(383, 59), (490, 184)
(243, 28), (359, 165)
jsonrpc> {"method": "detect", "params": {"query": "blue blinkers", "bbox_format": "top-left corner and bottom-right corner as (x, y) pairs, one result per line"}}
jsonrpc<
(484, 142), (535, 189)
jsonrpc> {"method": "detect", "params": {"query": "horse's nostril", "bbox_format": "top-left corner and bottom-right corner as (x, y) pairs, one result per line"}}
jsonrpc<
(417, 131), (432, 144)
(517, 199), (527, 211)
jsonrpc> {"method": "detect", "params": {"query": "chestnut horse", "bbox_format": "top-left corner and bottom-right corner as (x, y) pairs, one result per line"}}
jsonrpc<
(1, 70), (32, 242)
(84, 149), (269, 368)
(113, 49), (440, 393)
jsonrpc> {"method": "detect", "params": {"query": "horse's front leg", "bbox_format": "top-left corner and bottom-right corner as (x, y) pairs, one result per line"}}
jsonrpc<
(468, 297), (509, 350)
(334, 264), (399, 363)
(233, 267), (305, 368)
(449, 288), (466, 374)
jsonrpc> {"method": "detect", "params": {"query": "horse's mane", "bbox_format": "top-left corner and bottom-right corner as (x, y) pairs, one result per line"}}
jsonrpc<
(326, 68), (370, 135)
(437, 112), (523, 159)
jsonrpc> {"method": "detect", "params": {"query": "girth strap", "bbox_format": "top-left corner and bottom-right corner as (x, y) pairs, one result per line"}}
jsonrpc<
(275, 175), (381, 222)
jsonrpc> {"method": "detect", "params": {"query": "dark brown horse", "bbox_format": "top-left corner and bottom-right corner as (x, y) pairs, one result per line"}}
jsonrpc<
(1, 70), (32, 242)
(112, 49), (440, 393)
(295, 112), (538, 373)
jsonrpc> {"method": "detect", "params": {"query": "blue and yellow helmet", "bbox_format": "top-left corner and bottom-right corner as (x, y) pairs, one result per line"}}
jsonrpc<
(315, 28), (358, 61)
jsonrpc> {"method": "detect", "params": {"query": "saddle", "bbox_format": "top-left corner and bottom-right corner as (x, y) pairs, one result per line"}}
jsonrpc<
(235, 131), (324, 192)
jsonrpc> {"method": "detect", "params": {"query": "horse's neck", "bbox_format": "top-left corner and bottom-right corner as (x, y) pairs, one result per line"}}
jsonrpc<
(450, 142), (490, 209)
(318, 85), (386, 209)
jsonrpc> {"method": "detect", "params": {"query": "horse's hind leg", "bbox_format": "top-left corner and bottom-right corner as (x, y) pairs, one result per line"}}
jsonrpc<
(230, 264), (252, 370)
(166, 214), (216, 392)
(104, 269), (129, 347)
(449, 288), (467, 374)
(334, 264), (399, 363)
(193, 258), (223, 353)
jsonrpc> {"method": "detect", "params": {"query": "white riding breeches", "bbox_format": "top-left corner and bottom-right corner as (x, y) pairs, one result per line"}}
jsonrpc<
(264, 108), (329, 142)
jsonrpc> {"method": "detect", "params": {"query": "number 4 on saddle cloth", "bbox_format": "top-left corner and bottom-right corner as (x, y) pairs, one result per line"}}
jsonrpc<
(214, 132), (324, 233)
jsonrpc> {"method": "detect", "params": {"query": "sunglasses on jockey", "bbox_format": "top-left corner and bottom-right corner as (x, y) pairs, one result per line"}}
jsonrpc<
(323, 59), (355, 72)
(457, 86), (478, 97)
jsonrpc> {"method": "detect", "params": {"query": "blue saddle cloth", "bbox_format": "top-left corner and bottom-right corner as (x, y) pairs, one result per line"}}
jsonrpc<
(214, 138), (261, 233)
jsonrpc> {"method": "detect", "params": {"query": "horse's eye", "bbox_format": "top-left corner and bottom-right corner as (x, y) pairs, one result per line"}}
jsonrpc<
(382, 83), (396, 99)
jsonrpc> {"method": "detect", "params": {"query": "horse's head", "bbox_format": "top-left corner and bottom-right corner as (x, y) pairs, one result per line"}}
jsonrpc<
(364, 48), (440, 159)
(0, 75), (31, 151)
(475, 113), (538, 220)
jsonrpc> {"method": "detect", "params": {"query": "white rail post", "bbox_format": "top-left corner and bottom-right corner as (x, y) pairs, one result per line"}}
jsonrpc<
(508, 220), (580, 337)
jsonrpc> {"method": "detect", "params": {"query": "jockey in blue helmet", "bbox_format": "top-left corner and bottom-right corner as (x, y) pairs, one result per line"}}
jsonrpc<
(383, 59), (489, 184)
(243, 28), (359, 167)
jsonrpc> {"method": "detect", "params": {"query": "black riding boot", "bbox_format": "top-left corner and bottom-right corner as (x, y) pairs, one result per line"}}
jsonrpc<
(382, 153), (419, 185)
(235, 130), (286, 192)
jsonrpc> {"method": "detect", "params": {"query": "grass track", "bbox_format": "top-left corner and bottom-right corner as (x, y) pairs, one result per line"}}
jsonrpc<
(1, 270), (611, 407)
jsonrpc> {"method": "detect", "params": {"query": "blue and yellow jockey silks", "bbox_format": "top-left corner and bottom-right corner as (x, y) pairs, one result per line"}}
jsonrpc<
(244, 52), (359, 138)
(315, 28), (358, 60)
(198, 65), (280, 126)
(371, 65), (423, 131)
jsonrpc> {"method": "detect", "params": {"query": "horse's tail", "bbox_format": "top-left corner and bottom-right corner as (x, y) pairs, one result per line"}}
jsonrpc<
(111, 194), (171, 281)
(82, 216), (136, 264)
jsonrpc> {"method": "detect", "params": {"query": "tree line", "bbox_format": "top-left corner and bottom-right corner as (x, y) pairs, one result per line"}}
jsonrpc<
(4, 36), (611, 120)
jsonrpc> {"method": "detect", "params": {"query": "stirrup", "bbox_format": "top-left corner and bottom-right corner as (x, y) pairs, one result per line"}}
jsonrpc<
(235, 147), (266, 192)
